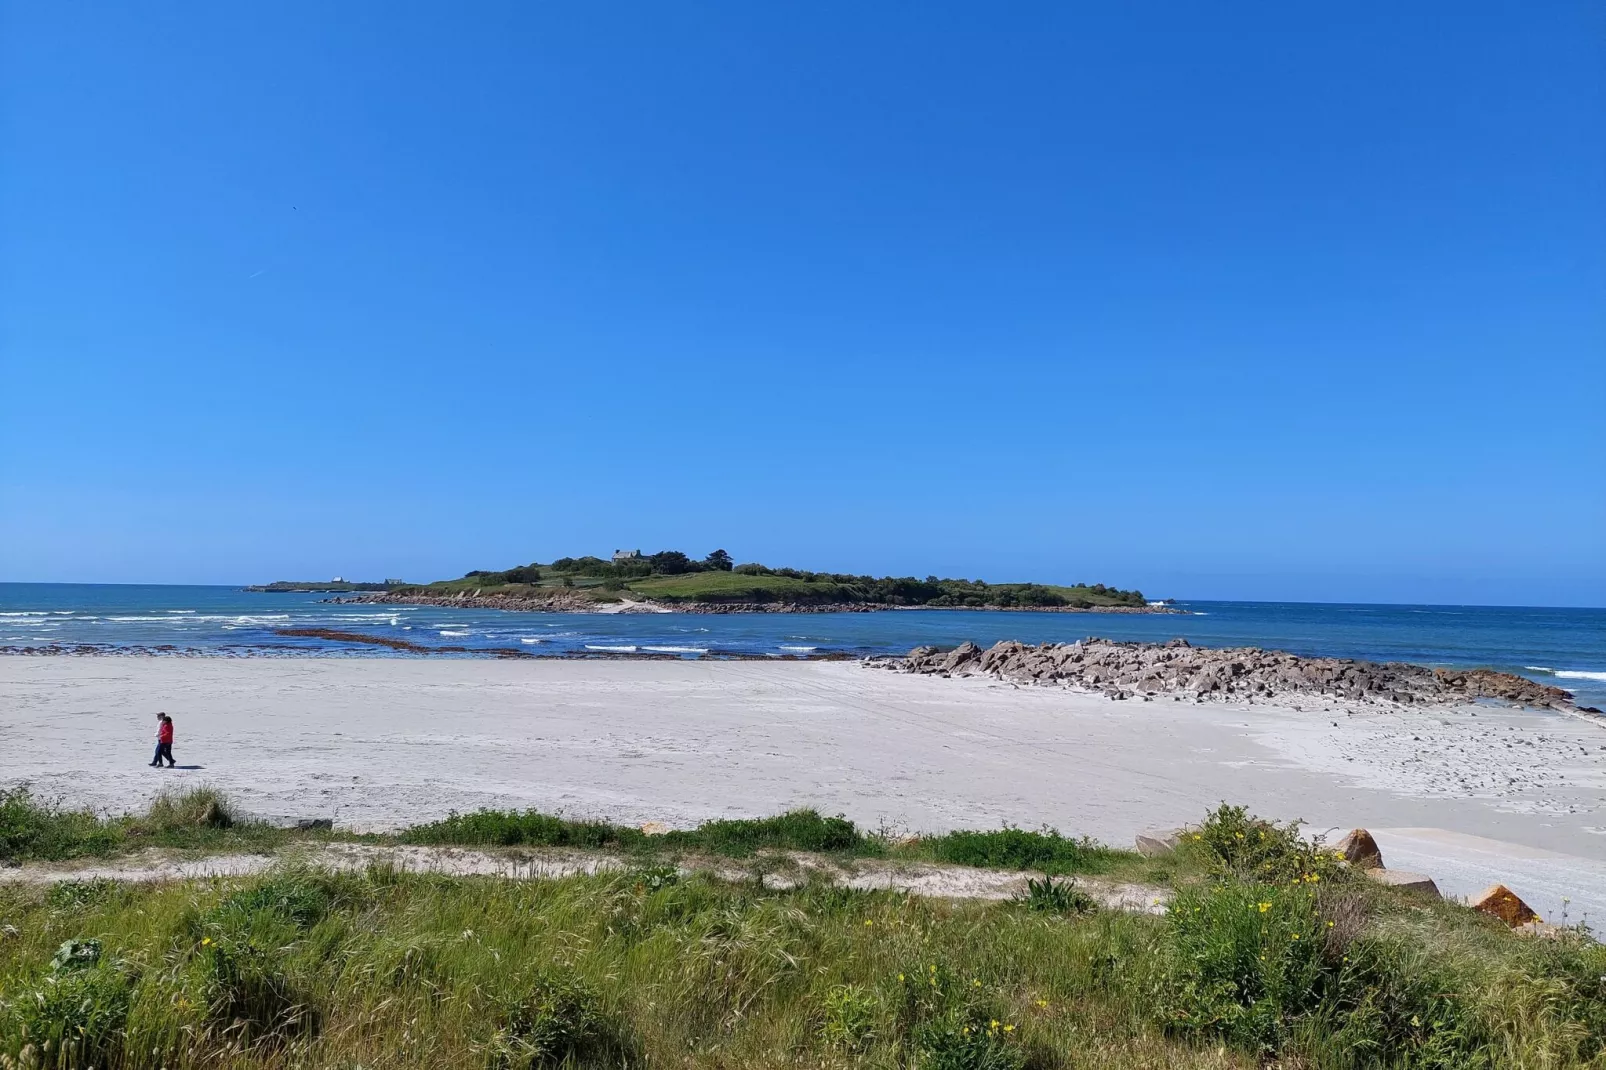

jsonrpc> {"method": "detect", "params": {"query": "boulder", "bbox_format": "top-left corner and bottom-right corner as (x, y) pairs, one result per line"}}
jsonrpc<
(1366, 869), (1440, 897)
(293, 818), (333, 831)
(1135, 829), (1183, 857)
(639, 821), (671, 836)
(1470, 884), (1539, 927)
(1333, 828), (1384, 870)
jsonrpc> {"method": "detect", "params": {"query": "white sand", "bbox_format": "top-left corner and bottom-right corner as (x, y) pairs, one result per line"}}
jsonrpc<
(3, 656), (1603, 924)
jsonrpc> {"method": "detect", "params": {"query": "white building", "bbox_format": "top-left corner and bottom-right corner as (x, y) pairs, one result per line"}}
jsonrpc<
(612, 549), (642, 562)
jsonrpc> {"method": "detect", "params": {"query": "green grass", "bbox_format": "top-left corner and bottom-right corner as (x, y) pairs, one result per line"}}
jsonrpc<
(3, 851), (1603, 1068)
(390, 557), (1151, 608)
(0, 786), (312, 864)
(4, 800), (1605, 1066)
(628, 571), (858, 603)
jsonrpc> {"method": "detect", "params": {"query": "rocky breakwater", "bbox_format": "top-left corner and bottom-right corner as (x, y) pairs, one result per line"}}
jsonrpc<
(332, 589), (602, 613)
(878, 638), (1585, 711)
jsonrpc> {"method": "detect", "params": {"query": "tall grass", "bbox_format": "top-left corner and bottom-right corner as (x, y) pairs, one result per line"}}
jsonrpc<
(400, 807), (874, 857)
(3, 829), (1603, 1068)
(0, 786), (294, 864)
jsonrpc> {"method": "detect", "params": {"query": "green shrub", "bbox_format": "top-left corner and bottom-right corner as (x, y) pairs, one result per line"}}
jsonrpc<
(46, 879), (122, 910)
(1016, 875), (1097, 915)
(199, 933), (315, 1043)
(487, 971), (623, 1068)
(666, 809), (865, 855)
(143, 785), (235, 831)
(821, 982), (878, 1051)
(0, 787), (123, 862)
(401, 809), (638, 848)
(895, 963), (1024, 1070)
(0, 961), (133, 1065)
(917, 826), (1118, 874)
(211, 871), (336, 929)
(913, 1011), (1026, 1070)
(49, 938), (103, 973)
(1182, 803), (1344, 884)
(1155, 881), (1330, 1053)
(626, 863), (680, 892)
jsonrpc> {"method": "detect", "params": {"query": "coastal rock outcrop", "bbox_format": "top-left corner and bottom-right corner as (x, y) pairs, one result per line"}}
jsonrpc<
(1470, 884), (1539, 927)
(1333, 829), (1384, 870)
(875, 638), (1579, 711)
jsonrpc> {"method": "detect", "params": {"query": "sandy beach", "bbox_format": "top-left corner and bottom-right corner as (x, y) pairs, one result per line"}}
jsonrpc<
(4, 655), (1604, 924)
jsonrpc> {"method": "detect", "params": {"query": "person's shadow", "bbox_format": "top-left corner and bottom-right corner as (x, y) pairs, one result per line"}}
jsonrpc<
(169, 765), (205, 770)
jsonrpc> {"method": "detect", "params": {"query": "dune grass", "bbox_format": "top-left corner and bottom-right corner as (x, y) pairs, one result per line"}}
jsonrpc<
(3, 844), (1604, 1069)
(0, 786), (309, 864)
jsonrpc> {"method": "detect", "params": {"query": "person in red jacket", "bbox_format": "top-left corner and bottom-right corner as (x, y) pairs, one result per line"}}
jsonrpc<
(149, 712), (175, 768)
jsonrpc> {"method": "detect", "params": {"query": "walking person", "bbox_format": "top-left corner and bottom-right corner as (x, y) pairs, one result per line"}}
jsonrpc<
(149, 712), (176, 768)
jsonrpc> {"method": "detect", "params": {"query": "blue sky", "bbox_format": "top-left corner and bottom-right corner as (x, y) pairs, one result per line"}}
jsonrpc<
(2, 2), (1602, 605)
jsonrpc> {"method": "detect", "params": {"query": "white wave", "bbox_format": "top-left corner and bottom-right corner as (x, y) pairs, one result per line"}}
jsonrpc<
(1525, 666), (1554, 673)
(643, 645), (707, 654)
(51, 610), (74, 615)
(0, 612), (48, 617)
(166, 609), (196, 614)
(519, 637), (546, 644)
(779, 645), (818, 652)
(585, 644), (638, 653)
(1555, 670), (1606, 682)
(438, 630), (470, 637)
(104, 615), (177, 622)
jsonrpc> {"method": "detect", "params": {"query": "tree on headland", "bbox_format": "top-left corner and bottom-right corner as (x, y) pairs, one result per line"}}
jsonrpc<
(704, 549), (734, 571)
(648, 550), (695, 575)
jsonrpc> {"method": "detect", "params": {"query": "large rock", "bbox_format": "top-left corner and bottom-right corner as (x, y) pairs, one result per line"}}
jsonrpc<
(1470, 884), (1539, 927)
(1367, 869), (1441, 897)
(1333, 828), (1384, 870)
(876, 638), (1576, 710)
(1134, 829), (1183, 857)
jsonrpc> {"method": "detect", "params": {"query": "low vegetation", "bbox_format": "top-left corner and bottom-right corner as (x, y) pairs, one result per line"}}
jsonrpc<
(3, 802), (1604, 1067)
(394, 548), (1149, 608)
(0, 786), (305, 863)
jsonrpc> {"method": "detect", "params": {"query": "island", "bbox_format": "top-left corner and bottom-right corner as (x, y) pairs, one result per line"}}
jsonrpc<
(307, 549), (1175, 613)
(244, 580), (401, 593)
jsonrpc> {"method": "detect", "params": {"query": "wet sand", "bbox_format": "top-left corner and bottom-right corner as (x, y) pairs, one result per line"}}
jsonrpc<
(3, 656), (1603, 924)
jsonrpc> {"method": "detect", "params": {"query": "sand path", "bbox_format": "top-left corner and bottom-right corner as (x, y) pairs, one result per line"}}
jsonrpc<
(2, 656), (1602, 924)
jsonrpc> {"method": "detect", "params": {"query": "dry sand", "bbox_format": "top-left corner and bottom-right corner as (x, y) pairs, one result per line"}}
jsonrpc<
(3, 656), (1603, 924)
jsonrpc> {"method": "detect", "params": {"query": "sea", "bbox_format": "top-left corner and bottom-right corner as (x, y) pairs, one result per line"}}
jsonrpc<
(2, 583), (1603, 709)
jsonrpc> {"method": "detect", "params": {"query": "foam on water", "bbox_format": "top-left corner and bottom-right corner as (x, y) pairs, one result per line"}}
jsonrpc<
(3, 585), (1604, 708)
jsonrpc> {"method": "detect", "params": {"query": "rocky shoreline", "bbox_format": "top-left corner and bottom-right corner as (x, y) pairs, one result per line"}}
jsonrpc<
(329, 592), (1181, 615)
(875, 638), (1595, 713)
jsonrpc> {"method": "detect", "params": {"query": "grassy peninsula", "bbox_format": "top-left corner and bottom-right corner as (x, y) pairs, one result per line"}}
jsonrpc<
(366, 550), (1152, 611)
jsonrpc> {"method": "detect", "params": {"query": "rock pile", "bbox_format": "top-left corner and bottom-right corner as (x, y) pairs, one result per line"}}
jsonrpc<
(878, 638), (1578, 710)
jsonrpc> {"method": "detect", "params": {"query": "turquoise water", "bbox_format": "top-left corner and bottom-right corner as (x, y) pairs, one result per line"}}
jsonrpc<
(2, 583), (1603, 708)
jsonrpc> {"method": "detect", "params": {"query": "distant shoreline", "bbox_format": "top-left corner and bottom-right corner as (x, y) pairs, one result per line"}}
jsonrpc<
(326, 591), (1186, 615)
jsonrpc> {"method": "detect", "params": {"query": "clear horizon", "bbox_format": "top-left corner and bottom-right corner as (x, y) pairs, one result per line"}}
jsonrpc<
(3, 3), (1602, 606)
(0, 580), (1601, 613)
